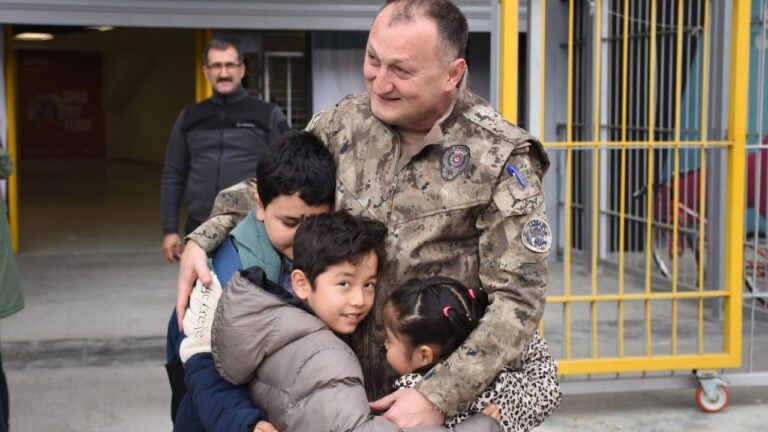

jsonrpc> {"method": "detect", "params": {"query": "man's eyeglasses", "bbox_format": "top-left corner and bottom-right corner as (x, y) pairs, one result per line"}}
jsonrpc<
(205, 62), (242, 72)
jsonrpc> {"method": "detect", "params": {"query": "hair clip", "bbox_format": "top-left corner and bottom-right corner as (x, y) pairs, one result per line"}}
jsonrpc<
(443, 306), (451, 318)
(467, 288), (476, 300)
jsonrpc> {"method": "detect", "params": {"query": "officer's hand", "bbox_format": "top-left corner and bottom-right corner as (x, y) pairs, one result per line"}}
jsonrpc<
(369, 388), (444, 428)
(162, 233), (182, 263)
(253, 420), (278, 432)
(176, 240), (212, 331)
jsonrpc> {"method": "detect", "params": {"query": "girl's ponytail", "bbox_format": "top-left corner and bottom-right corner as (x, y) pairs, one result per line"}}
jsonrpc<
(385, 276), (491, 366)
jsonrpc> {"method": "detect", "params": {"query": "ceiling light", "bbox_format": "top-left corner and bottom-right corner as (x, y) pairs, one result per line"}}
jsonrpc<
(13, 32), (54, 41)
(87, 26), (114, 32)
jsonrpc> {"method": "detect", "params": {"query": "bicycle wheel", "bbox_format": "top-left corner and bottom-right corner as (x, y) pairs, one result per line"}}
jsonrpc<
(652, 225), (703, 287)
(652, 225), (673, 279)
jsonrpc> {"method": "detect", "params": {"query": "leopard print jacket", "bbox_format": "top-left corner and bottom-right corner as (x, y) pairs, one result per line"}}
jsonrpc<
(394, 334), (561, 432)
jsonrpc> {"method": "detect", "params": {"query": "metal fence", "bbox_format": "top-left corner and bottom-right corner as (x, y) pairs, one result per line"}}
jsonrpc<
(501, 0), (760, 411)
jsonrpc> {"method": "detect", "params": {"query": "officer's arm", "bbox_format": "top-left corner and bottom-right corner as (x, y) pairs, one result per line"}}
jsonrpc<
(161, 110), (190, 235)
(177, 178), (256, 328)
(184, 353), (267, 432)
(415, 145), (549, 416)
(304, 108), (334, 146)
(185, 178), (256, 253)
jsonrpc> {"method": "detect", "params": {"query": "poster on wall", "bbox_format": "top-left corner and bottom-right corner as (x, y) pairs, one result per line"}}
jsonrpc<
(16, 50), (104, 158)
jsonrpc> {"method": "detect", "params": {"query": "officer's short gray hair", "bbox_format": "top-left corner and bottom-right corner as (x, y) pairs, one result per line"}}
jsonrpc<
(381, 0), (468, 61)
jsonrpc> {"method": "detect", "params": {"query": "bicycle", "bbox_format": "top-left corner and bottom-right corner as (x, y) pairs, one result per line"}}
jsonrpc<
(631, 147), (767, 308)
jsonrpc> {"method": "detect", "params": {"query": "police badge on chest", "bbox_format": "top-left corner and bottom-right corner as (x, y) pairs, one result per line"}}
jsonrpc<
(441, 145), (471, 181)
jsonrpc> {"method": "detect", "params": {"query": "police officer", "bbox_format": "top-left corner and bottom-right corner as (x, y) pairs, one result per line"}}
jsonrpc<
(177, 0), (551, 428)
(160, 38), (288, 262)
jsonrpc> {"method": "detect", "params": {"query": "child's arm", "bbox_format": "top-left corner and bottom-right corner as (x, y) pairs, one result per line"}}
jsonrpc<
(493, 334), (562, 430)
(184, 353), (268, 432)
(177, 178), (256, 328)
(180, 276), (270, 432)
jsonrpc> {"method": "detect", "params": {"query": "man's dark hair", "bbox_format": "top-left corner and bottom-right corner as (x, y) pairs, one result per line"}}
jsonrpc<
(256, 131), (336, 208)
(203, 37), (243, 64)
(383, 0), (468, 60)
(292, 211), (388, 287)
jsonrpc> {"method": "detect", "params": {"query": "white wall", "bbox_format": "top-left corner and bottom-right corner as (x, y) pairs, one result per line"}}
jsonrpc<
(311, 31), (367, 112)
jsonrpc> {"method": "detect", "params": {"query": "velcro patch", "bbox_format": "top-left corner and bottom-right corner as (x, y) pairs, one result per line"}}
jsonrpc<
(441, 145), (471, 181)
(521, 218), (552, 253)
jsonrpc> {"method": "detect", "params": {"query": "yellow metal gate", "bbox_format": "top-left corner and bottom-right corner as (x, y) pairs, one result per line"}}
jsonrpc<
(500, 0), (756, 407)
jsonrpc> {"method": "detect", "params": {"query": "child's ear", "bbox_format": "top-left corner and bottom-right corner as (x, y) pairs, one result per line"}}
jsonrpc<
(414, 345), (437, 367)
(254, 192), (265, 222)
(291, 269), (310, 300)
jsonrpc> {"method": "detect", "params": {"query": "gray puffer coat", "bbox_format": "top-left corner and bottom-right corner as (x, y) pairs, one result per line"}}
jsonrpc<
(211, 268), (500, 432)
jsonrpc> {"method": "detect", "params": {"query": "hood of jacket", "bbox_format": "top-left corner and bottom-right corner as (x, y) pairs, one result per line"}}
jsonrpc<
(211, 266), (322, 385)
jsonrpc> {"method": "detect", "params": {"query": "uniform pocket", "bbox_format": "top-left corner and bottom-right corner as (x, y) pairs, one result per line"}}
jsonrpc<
(493, 175), (544, 217)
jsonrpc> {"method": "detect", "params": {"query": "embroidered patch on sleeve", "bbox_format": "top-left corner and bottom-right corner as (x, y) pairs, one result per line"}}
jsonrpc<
(522, 218), (552, 253)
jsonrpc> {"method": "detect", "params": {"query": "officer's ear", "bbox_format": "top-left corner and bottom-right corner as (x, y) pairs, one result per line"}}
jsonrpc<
(254, 192), (265, 222)
(444, 57), (467, 91)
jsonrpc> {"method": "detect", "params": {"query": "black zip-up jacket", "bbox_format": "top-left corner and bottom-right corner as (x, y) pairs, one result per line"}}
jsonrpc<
(161, 87), (287, 233)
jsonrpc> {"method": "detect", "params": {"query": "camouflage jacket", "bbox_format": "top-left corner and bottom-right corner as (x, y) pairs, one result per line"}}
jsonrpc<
(188, 83), (551, 416)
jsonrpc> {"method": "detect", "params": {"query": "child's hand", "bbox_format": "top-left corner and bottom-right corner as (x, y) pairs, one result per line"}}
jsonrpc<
(481, 404), (500, 422)
(253, 420), (278, 432)
(179, 273), (223, 363)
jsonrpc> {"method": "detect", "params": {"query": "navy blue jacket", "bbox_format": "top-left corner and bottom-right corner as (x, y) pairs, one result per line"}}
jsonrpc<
(171, 215), (284, 432)
(173, 353), (263, 432)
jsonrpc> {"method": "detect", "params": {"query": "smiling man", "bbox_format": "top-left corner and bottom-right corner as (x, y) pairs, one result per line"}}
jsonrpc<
(160, 37), (287, 421)
(177, 1), (552, 430)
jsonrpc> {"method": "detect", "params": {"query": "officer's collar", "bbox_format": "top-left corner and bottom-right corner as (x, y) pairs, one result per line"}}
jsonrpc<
(212, 86), (249, 105)
(422, 71), (470, 146)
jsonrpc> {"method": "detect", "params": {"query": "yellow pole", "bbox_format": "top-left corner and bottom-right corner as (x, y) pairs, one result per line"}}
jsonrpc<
(195, 29), (214, 102)
(538, 0), (547, 339)
(644, 0), (658, 357)
(499, 0), (518, 124)
(539, 0), (547, 140)
(590, 0), (602, 359)
(3, 26), (18, 253)
(617, 0), (630, 358)
(563, 0), (574, 360)
(697, 0), (710, 355)
(671, 0), (686, 355)
(723, 0), (750, 364)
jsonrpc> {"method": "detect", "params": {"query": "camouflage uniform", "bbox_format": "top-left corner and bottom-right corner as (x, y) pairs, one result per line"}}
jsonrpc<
(188, 78), (550, 416)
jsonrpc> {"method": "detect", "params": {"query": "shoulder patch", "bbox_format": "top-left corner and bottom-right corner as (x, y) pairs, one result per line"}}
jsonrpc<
(463, 104), (528, 143)
(522, 218), (552, 253)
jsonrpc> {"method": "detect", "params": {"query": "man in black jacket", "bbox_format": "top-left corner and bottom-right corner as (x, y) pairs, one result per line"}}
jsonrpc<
(161, 37), (288, 263)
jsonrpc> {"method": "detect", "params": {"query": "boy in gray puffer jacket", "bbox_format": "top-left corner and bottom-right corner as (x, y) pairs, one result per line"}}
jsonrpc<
(190, 211), (501, 432)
